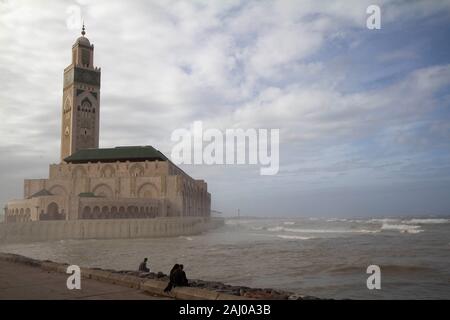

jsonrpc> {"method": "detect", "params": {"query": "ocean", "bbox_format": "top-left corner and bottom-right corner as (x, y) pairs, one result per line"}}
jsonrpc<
(1, 217), (449, 299)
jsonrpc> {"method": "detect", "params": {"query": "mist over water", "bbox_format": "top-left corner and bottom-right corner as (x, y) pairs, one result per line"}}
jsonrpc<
(1, 217), (449, 299)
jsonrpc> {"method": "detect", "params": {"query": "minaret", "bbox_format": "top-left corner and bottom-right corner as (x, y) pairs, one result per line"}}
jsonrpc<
(60, 24), (101, 162)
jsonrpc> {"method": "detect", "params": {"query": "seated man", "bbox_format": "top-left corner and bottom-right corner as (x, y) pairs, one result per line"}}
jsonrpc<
(175, 264), (189, 287)
(164, 264), (180, 293)
(138, 257), (150, 272)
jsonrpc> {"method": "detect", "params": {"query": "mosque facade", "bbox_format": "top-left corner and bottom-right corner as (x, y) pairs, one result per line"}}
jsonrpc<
(4, 27), (211, 225)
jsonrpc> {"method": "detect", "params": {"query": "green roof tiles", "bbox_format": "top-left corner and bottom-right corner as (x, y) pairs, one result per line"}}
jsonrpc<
(64, 146), (168, 164)
(78, 192), (102, 198)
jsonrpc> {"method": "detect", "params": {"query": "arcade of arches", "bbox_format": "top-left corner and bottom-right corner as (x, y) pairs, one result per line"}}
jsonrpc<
(81, 204), (159, 220)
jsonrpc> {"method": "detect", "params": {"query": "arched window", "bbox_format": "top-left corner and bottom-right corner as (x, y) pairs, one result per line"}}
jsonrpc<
(83, 206), (91, 219)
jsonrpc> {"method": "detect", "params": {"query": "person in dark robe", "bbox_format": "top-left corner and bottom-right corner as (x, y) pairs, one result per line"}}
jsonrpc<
(164, 264), (180, 293)
(138, 258), (150, 272)
(177, 264), (189, 286)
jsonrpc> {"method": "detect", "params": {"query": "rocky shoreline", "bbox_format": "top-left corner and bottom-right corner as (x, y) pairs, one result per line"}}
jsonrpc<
(0, 252), (320, 300)
(113, 269), (320, 300)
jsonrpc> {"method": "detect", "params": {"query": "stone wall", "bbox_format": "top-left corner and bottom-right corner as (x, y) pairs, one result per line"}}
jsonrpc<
(0, 217), (224, 244)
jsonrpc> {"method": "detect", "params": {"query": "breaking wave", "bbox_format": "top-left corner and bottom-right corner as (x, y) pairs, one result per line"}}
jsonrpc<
(276, 235), (313, 240)
(381, 223), (424, 233)
(268, 226), (379, 234)
(367, 218), (400, 224)
(402, 218), (449, 225)
(267, 226), (284, 232)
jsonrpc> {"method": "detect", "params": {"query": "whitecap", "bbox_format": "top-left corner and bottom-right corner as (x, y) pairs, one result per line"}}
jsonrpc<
(267, 226), (284, 232)
(283, 221), (295, 225)
(269, 227), (379, 234)
(403, 218), (449, 225)
(276, 235), (312, 240)
(367, 218), (400, 224)
(381, 223), (423, 234)
(400, 229), (424, 234)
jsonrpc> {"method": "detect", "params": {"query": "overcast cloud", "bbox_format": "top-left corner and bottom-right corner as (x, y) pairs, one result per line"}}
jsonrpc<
(1, 0), (450, 217)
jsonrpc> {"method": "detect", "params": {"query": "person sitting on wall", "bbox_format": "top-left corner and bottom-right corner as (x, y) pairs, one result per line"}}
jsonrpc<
(138, 258), (150, 272)
(164, 264), (180, 293)
(176, 264), (189, 287)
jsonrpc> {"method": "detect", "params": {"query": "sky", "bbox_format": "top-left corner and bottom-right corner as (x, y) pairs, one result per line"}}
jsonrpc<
(1, 0), (450, 217)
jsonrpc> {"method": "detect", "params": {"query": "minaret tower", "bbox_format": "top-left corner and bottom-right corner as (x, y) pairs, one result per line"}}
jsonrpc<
(60, 24), (101, 161)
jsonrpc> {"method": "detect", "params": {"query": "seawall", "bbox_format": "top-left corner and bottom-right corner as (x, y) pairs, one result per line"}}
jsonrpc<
(0, 217), (224, 244)
(0, 252), (319, 300)
(0, 252), (250, 300)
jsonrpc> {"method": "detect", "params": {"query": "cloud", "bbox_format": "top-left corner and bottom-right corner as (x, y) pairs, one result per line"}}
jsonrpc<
(1, 0), (450, 216)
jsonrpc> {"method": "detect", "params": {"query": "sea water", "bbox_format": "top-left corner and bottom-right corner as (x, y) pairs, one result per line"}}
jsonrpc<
(1, 217), (449, 299)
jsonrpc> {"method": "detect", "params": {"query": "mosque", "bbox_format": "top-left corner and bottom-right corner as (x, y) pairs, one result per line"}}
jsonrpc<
(3, 26), (211, 227)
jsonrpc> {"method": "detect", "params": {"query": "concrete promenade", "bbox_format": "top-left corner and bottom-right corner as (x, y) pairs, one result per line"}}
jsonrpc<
(0, 260), (171, 300)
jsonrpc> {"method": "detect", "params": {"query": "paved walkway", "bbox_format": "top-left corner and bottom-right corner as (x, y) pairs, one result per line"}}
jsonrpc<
(0, 260), (171, 300)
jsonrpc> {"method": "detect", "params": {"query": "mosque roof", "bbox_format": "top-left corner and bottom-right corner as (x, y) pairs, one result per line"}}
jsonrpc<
(64, 146), (168, 164)
(74, 24), (91, 47)
(78, 192), (101, 198)
(75, 36), (90, 46)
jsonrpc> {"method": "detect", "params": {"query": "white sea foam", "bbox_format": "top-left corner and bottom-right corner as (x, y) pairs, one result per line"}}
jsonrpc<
(402, 218), (449, 224)
(283, 221), (296, 225)
(401, 229), (424, 234)
(268, 226), (378, 234)
(284, 227), (350, 233)
(327, 218), (347, 222)
(276, 235), (312, 240)
(358, 229), (381, 234)
(267, 226), (284, 232)
(367, 218), (400, 224)
(381, 223), (423, 234)
(381, 223), (420, 230)
(178, 236), (193, 241)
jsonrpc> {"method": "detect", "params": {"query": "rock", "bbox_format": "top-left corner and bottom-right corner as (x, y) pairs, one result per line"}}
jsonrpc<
(272, 294), (290, 300)
(301, 295), (320, 300)
(243, 290), (273, 299)
(231, 289), (241, 296)
(138, 272), (150, 278)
